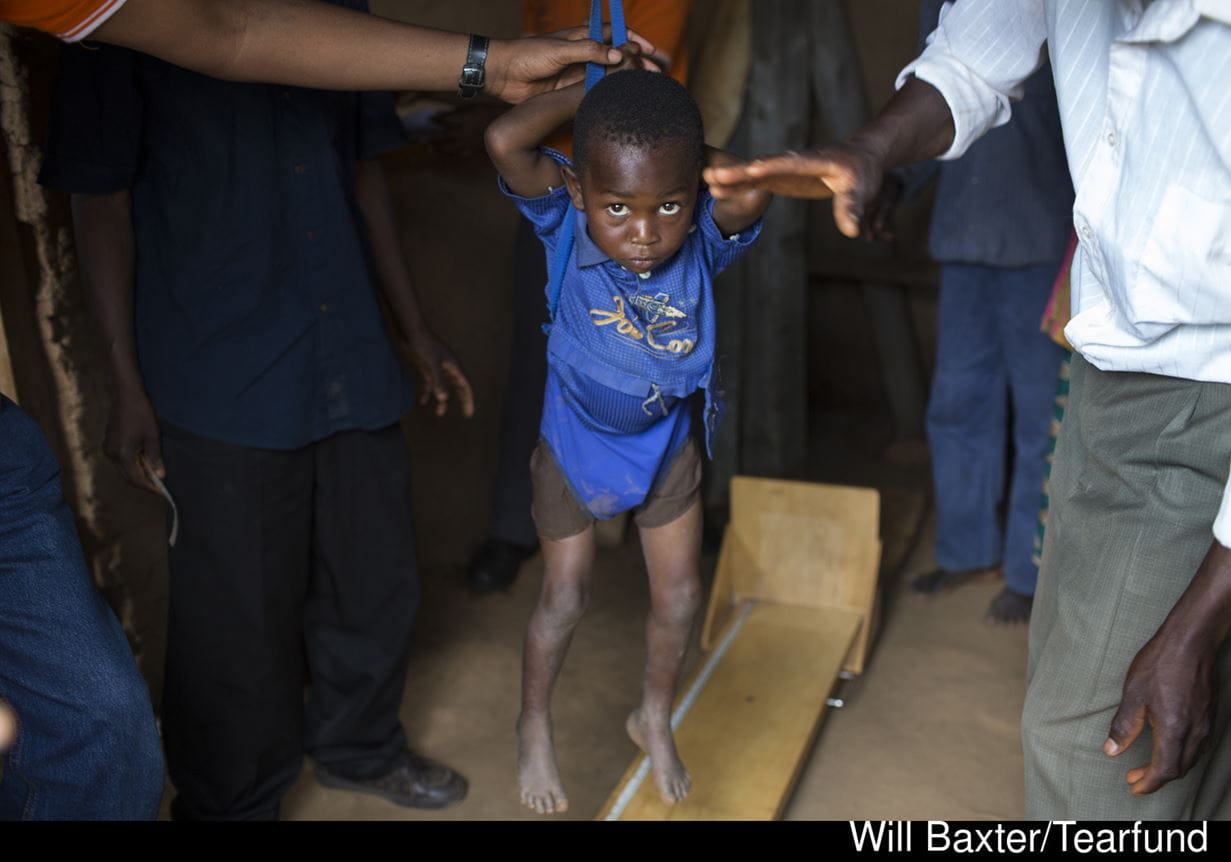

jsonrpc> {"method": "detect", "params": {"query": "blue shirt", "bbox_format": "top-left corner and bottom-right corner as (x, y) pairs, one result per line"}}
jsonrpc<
(500, 153), (761, 518)
(501, 152), (761, 452)
(900, 0), (1075, 268)
(38, 0), (412, 450)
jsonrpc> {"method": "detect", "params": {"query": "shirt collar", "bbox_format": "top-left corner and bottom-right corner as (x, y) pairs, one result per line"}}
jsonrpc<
(572, 208), (611, 268)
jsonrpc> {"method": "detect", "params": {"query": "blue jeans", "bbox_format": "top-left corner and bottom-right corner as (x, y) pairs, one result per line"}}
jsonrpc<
(0, 396), (164, 819)
(926, 263), (1068, 596)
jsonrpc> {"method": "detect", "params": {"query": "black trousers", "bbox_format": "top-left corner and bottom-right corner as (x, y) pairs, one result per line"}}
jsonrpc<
(159, 421), (419, 820)
(488, 218), (550, 548)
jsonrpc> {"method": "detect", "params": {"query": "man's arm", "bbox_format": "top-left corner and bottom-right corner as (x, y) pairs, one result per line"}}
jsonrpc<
(354, 159), (473, 419)
(484, 82), (585, 197)
(705, 0), (1047, 238)
(70, 191), (164, 492)
(88, 0), (637, 103)
(1105, 540), (1231, 795)
(704, 76), (954, 239)
(705, 147), (770, 237)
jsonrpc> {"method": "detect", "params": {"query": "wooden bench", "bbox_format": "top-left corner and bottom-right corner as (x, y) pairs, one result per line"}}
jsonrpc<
(598, 476), (881, 820)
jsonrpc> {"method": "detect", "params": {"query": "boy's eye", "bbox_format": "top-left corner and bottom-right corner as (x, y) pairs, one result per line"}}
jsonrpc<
(659, 202), (682, 215)
(606, 203), (629, 216)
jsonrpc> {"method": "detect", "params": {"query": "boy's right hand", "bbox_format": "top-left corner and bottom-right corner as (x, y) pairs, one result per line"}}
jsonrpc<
(105, 385), (165, 494)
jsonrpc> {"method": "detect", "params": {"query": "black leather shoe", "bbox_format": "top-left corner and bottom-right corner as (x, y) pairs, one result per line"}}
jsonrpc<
(466, 538), (537, 594)
(315, 750), (468, 810)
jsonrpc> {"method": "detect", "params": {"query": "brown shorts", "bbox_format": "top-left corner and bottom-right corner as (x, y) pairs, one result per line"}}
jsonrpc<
(530, 437), (702, 541)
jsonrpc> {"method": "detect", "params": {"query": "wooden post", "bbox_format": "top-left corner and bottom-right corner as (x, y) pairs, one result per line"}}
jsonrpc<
(809, 1), (928, 443)
(738, 0), (812, 478)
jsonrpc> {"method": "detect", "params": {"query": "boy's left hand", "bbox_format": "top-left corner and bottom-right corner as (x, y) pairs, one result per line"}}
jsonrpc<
(405, 330), (475, 419)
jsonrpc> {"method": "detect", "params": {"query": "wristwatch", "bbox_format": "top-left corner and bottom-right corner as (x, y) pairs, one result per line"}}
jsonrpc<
(457, 34), (490, 99)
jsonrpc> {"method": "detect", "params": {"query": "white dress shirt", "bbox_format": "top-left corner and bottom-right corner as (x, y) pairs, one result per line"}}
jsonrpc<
(899, 0), (1231, 546)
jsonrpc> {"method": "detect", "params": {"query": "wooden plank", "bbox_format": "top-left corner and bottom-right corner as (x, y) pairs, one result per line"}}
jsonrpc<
(703, 477), (880, 673)
(599, 602), (862, 821)
(808, 0), (930, 445)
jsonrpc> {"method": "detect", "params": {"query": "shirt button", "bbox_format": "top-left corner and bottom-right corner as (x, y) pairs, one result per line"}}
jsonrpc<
(293, 163), (306, 175)
(638, 270), (651, 280)
(319, 302), (330, 313)
(1080, 225), (1092, 241)
(307, 229), (318, 240)
(1105, 130), (1116, 147)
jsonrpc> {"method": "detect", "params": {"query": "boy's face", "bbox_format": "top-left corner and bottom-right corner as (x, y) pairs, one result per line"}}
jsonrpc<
(563, 140), (700, 275)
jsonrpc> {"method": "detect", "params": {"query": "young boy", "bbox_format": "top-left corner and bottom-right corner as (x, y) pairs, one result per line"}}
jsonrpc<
(486, 67), (771, 813)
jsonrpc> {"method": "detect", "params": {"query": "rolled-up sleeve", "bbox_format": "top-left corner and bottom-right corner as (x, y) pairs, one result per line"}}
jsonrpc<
(895, 0), (1048, 160)
(0, 0), (127, 41)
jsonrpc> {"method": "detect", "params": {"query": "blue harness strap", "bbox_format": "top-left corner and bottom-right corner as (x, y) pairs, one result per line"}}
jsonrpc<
(543, 0), (626, 332)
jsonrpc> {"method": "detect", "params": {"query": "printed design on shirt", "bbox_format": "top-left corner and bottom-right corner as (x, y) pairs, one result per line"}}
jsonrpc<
(590, 296), (696, 355)
(629, 292), (686, 323)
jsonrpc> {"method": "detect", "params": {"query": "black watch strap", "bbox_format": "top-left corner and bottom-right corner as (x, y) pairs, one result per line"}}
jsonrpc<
(458, 34), (490, 99)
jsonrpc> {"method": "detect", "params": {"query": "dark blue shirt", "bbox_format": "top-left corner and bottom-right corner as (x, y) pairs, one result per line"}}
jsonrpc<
(902, 0), (1075, 268)
(39, 0), (412, 450)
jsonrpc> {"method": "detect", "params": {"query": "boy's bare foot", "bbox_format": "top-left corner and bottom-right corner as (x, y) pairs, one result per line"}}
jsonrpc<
(627, 708), (692, 805)
(517, 712), (568, 814)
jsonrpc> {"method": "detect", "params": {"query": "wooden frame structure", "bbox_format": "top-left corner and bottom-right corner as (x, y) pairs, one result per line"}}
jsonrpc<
(599, 476), (881, 820)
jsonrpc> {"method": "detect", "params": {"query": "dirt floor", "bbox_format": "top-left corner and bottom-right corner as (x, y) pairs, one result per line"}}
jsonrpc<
(155, 415), (1030, 821)
(274, 507), (1028, 822)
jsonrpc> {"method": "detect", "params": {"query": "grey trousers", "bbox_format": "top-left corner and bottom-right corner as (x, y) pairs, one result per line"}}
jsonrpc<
(1023, 354), (1231, 819)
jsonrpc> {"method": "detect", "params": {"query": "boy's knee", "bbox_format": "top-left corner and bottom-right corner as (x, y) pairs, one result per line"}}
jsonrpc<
(540, 579), (590, 627)
(654, 580), (702, 625)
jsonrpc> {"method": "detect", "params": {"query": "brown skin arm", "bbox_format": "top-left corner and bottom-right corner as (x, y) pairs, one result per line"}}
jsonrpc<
(705, 147), (771, 237)
(91, 0), (647, 103)
(354, 159), (474, 419)
(70, 191), (164, 492)
(703, 77), (954, 238)
(484, 82), (584, 197)
(1104, 539), (1231, 795)
(485, 44), (650, 197)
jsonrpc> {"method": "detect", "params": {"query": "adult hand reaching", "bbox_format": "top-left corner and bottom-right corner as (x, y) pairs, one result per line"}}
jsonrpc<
(488, 28), (657, 103)
(75, 0), (653, 99)
(704, 142), (888, 239)
(703, 77), (954, 240)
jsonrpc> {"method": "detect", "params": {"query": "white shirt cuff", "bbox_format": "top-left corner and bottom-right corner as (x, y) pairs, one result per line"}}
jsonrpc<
(894, 7), (1018, 161)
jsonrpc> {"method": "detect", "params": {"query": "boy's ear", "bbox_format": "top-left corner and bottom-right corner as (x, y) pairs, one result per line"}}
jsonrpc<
(561, 165), (585, 210)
